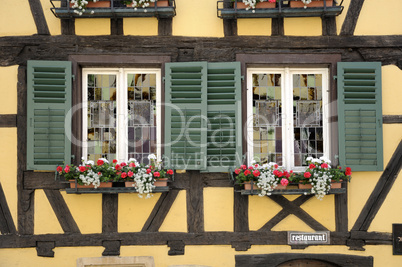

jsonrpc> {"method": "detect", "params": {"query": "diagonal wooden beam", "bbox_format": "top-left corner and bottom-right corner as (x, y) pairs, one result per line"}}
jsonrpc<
(44, 189), (80, 234)
(258, 195), (313, 232)
(142, 190), (179, 232)
(352, 139), (402, 231)
(28, 0), (50, 35)
(269, 195), (328, 231)
(340, 0), (365, 36)
(0, 183), (17, 234)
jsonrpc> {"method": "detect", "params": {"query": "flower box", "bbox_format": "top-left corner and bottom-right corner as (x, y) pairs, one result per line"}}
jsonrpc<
(298, 183), (312, 189)
(330, 180), (342, 189)
(154, 178), (168, 187)
(70, 1), (111, 8)
(290, 0), (333, 8)
(235, 1), (276, 9)
(244, 181), (259, 190)
(69, 180), (113, 188)
(125, 181), (135, 187)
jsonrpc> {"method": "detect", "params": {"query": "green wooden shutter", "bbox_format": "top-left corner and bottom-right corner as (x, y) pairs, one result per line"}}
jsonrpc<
(337, 62), (383, 171)
(205, 62), (242, 172)
(27, 60), (72, 170)
(164, 62), (208, 170)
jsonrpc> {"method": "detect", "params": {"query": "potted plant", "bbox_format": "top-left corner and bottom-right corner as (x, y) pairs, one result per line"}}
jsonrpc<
(69, 0), (111, 16)
(124, 0), (169, 8)
(298, 156), (352, 200)
(233, 0), (276, 10)
(234, 164), (260, 190)
(290, 0), (333, 8)
(256, 162), (292, 196)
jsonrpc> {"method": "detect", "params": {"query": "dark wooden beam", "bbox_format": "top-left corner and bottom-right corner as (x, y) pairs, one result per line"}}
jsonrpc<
(102, 240), (120, 256)
(383, 115), (402, 124)
(234, 186), (249, 232)
(258, 195), (312, 232)
(0, 183), (17, 234)
(36, 241), (55, 257)
(0, 115), (17, 127)
(351, 139), (402, 232)
(111, 18), (124, 35)
(340, 0), (365, 35)
(271, 18), (284, 36)
(44, 189), (80, 234)
(24, 171), (66, 190)
(186, 171), (204, 233)
(235, 253), (373, 267)
(269, 195), (328, 231)
(102, 194), (118, 233)
(335, 182), (348, 232)
(61, 19), (75, 35)
(158, 18), (173, 36)
(28, 0), (50, 35)
(142, 190), (179, 232)
(322, 16), (337, 36)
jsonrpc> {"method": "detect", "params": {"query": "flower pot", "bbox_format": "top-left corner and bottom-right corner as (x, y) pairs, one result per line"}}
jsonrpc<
(244, 181), (259, 190)
(290, 0), (333, 8)
(275, 184), (287, 190)
(331, 180), (342, 189)
(70, 1), (112, 8)
(150, 0), (169, 7)
(298, 183), (312, 189)
(69, 180), (112, 188)
(125, 181), (136, 187)
(235, 2), (276, 9)
(154, 178), (168, 187)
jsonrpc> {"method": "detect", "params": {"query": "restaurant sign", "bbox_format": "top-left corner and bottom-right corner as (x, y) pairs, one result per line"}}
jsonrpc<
(288, 231), (330, 245)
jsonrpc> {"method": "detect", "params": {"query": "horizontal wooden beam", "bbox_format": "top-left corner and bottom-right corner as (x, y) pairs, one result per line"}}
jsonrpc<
(383, 115), (402, 124)
(0, 115), (17, 127)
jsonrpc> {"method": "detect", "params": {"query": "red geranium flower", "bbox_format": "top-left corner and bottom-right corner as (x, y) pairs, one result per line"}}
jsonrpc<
(244, 170), (251, 176)
(253, 170), (260, 177)
(154, 171), (160, 178)
(146, 168), (152, 174)
(78, 166), (86, 172)
(64, 165), (70, 173)
(280, 178), (289, 186)
(167, 169), (174, 175)
(115, 164), (121, 171)
(121, 172), (127, 179)
(129, 162), (136, 168)
(321, 163), (329, 169)
(248, 166), (254, 170)
(98, 172), (102, 176)
(304, 172), (311, 178)
(234, 168), (241, 175)
(97, 159), (104, 166)
(277, 171), (283, 178)
(309, 163), (316, 169)
(120, 162), (127, 167)
(274, 164), (279, 169)
(56, 166), (62, 173)
(345, 167), (352, 176)
(128, 171), (134, 177)
(241, 165), (247, 170)
(113, 159), (118, 164)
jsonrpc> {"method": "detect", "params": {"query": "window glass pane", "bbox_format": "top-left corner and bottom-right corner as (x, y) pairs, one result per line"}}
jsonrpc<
(252, 73), (282, 165)
(127, 73), (157, 164)
(293, 73), (323, 166)
(87, 74), (117, 161)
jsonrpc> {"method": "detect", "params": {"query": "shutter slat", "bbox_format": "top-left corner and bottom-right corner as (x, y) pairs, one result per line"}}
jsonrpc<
(337, 62), (383, 171)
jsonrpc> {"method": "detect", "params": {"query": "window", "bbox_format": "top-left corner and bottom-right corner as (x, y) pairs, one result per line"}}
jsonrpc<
(82, 68), (161, 164)
(247, 68), (329, 171)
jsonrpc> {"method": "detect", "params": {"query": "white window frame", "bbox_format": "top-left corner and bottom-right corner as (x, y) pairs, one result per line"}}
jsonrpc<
(82, 68), (162, 163)
(247, 67), (330, 171)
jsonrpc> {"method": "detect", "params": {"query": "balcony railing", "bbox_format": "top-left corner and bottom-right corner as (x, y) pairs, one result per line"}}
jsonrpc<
(50, 0), (176, 19)
(217, 0), (343, 19)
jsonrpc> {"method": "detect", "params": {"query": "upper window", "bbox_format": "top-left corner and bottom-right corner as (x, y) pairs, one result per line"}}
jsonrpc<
(247, 68), (329, 171)
(82, 68), (161, 164)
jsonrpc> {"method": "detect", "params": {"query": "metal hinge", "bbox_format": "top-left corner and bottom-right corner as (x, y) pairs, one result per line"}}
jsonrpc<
(162, 77), (165, 83)
(333, 75), (337, 80)
(241, 76), (244, 81)
(72, 74), (75, 81)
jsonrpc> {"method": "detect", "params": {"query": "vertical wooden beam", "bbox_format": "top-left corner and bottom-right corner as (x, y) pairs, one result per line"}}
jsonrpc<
(0, 183), (17, 234)
(186, 171), (204, 233)
(28, 0), (50, 35)
(61, 0), (75, 35)
(142, 190), (179, 232)
(102, 194), (118, 233)
(44, 189), (80, 234)
(340, 0), (365, 35)
(111, 19), (124, 35)
(234, 188), (249, 232)
(223, 19), (238, 37)
(335, 183), (348, 232)
(158, 18), (173, 36)
(352, 140), (402, 231)
(271, 18), (284, 36)
(322, 16), (337, 36)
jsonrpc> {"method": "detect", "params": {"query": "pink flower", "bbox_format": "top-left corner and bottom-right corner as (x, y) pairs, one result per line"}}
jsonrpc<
(146, 168), (152, 174)
(234, 168), (241, 175)
(244, 170), (251, 176)
(280, 178), (289, 187)
(241, 165), (247, 170)
(120, 162), (127, 167)
(121, 172), (127, 179)
(129, 162), (136, 168)
(128, 171), (134, 177)
(98, 172), (102, 176)
(248, 166), (254, 170)
(167, 169), (174, 175)
(274, 164), (278, 169)
(345, 167), (352, 176)
(113, 159), (118, 164)
(64, 165), (70, 173)
(321, 163), (328, 169)
(97, 159), (104, 166)
(115, 164), (121, 171)
(269, 0), (276, 3)
(56, 166), (62, 173)
(273, 170), (279, 176)
(254, 164), (259, 168)
(154, 171), (160, 178)
(277, 171), (283, 178)
(309, 163), (316, 169)
(253, 170), (260, 177)
(78, 166), (86, 172)
(304, 172), (311, 178)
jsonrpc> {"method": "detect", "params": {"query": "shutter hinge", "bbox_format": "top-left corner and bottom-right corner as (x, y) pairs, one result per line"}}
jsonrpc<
(241, 76), (244, 81)
(71, 155), (75, 160)
(334, 154), (339, 159)
(333, 75), (337, 80)
(162, 77), (165, 83)
(72, 74), (75, 81)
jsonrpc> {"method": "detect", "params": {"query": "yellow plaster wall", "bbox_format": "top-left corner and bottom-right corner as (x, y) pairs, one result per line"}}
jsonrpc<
(118, 193), (161, 232)
(0, 128), (17, 229)
(40, 0), (62, 35)
(173, 0), (224, 37)
(249, 195), (282, 230)
(0, 66), (18, 114)
(284, 17), (322, 36)
(354, 0), (402, 35)
(204, 187), (234, 231)
(299, 194), (336, 231)
(124, 18), (158, 35)
(75, 19), (111, 35)
(2, 244), (401, 267)
(34, 189), (64, 234)
(238, 19), (272, 36)
(61, 192), (102, 233)
(382, 65), (402, 115)
(159, 190), (187, 232)
(0, 0), (36, 36)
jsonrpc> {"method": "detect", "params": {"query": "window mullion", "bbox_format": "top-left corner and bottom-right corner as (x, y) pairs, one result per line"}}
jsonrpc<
(117, 68), (126, 162)
(283, 68), (294, 170)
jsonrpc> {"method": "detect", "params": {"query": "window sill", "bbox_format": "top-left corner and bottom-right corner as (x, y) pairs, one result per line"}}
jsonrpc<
(217, 1), (343, 19)
(240, 187), (346, 195)
(65, 186), (169, 194)
(50, 1), (176, 19)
